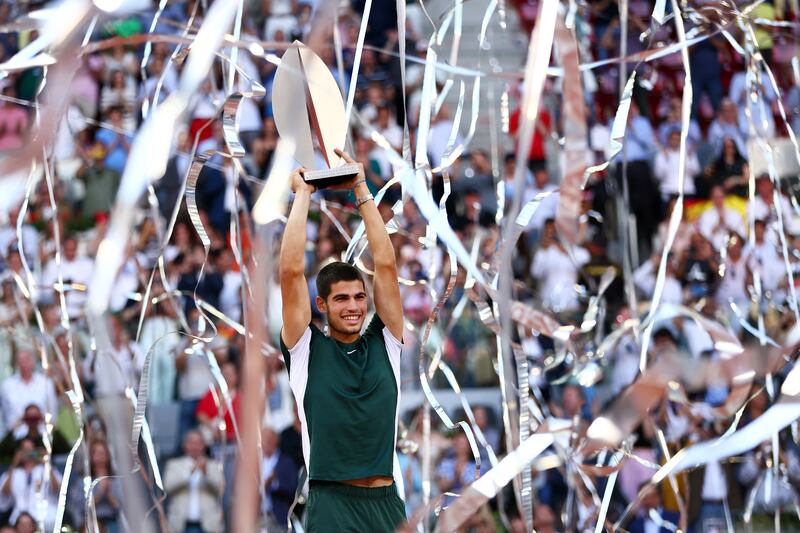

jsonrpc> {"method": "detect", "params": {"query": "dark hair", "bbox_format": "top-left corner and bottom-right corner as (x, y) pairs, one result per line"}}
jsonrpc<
(316, 262), (364, 301)
(653, 327), (676, 343)
(14, 512), (35, 527)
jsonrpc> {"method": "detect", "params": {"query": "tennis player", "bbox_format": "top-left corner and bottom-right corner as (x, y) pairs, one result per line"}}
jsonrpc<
(279, 149), (406, 532)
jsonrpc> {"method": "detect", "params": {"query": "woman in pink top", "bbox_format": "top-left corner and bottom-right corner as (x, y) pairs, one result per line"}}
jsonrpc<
(0, 85), (28, 150)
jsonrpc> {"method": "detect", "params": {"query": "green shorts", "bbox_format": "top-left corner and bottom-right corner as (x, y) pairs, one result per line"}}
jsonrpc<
(305, 481), (406, 532)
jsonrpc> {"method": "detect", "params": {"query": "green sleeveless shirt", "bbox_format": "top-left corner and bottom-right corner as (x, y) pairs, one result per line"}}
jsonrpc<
(280, 314), (403, 481)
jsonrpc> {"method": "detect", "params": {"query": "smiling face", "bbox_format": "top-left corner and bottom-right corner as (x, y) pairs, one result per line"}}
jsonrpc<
(316, 280), (368, 341)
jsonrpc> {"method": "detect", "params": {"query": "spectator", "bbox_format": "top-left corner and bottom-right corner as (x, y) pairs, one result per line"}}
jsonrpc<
(747, 219), (782, 296)
(83, 314), (143, 399)
(509, 80), (553, 172)
(553, 383), (590, 427)
(216, 248), (242, 323)
(195, 360), (240, 445)
(625, 483), (680, 533)
(523, 167), (559, 239)
(164, 430), (225, 533)
(0, 438), (61, 528)
(87, 439), (122, 532)
(435, 432), (476, 505)
(137, 283), (181, 405)
(260, 427), (298, 532)
(653, 128), (700, 201)
(699, 136), (748, 198)
(139, 56), (177, 112)
(680, 232), (719, 301)
(374, 104), (403, 152)
(473, 406), (499, 456)
(427, 104), (463, 170)
(0, 85), (28, 151)
(0, 404), (70, 464)
(279, 405), (303, 469)
(697, 185), (746, 251)
(103, 45), (138, 82)
(0, 205), (39, 264)
(262, 356), (294, 434)
(76, 141), (121, 219)
(40, 235), (94, 320)
(715, 234), (751, 331)
(175, 317), (216, 441)
(689, 36), (724, 117)
(11, 513), (34, 533)
(100, 70), (137, 130)
(748, 174), (793, 229)
(707, 99), (748, 157)
(653, 197), (693, 257)
(611, 101), (661, 255)
(531, 219), (590, 314)
(687, 424), (742, 532)
(656, 97), (701, 150)
(532, 504), (560, 533)
(0, 350), (57, 434)
(95, 106), (132, 175)
(633, 252), (683, 305)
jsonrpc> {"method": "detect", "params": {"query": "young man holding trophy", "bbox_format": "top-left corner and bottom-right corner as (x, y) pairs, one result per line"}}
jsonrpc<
(279, 149), (407, 532)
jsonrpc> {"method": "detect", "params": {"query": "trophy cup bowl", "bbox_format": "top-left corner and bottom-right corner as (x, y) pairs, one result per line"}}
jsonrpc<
(272, 41), (360, 189)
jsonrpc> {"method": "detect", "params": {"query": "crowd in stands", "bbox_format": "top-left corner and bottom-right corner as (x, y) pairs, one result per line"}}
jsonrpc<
(0, 0), (798, 531)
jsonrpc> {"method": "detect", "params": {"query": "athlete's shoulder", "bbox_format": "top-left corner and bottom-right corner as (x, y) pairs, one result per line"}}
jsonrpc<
(363, 313), (386, 336)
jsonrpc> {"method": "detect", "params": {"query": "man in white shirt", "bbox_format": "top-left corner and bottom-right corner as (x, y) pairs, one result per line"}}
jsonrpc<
(688, 421), (742, 530)
(375, 105), (403, 152)
(653, 129), (700, 201)
(697, 185), (746, 251)
(217, 248), (242, 323)
(531, 219), (590, 313)
(0, 438), (62, 529)
(83, 314), (143, 398)
(524, 168), (559, 238)
(748, 174), (793, 234)
(715, 234), (751, 333)
(138, 56), (178, 113)
(0, 205), (39, 264)
(427, 104), (463, 169)
(632, 252), (683, 305)
(40, 235), (94, 320)
(747, 219), (782, 294)
(0, 350), (57, 434)
(164, 430), (224, 533)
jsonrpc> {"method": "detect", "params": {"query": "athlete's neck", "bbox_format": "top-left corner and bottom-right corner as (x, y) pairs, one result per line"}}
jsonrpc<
(328, 329), (360, 344)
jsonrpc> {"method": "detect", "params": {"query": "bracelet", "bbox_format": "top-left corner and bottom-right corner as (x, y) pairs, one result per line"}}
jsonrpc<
(356, 194), (374, 208)
(352, 179), (367, 189)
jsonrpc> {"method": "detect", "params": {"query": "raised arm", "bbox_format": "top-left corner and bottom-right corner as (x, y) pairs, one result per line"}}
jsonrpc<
(336, 149), (404, 340)
(279, 168), (315, 348)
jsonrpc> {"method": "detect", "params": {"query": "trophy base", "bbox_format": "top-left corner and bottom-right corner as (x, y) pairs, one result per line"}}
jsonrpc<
(302, 164), (361, 189)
